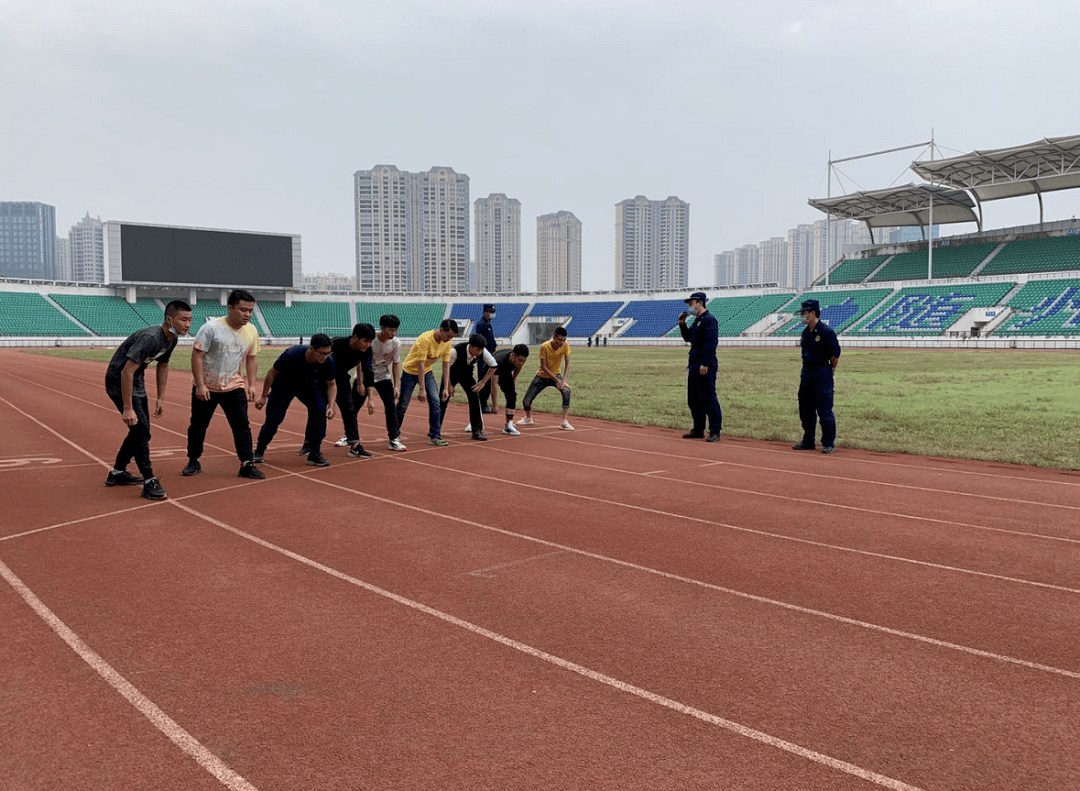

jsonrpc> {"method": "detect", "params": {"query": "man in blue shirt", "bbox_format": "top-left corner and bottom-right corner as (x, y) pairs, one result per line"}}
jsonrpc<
(474, 303), (498, 413)
(792, 299), (841, 454)
(677, 292), (722, 442)
(254, 334), (337, 467)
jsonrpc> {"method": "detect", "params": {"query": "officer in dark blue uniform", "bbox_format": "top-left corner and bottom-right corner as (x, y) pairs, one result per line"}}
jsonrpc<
(475, 303), (497, 413)
(792, 299), (841, 454)
(677, 291), (722, 442)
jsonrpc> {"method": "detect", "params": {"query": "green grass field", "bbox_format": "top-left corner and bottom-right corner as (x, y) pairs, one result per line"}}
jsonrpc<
(27, 345), (1080, 469)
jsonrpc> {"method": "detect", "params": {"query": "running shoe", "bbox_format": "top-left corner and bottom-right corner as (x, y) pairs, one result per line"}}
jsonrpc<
(463, 423), (472, 433)
(706, 433), (722, 443)
(792, 442), (816, 450)
(181, 460), (202, 477)
(141, 477), (167, 500)
(428, 437), (450, 447)
(516, 417), (533, 426)
(105, 469), (144, 487)
(502, 423), (521, 436)
(334, 435), (351, 447)
(559, 421), (575, 431)
(238, 462), (265, 479)
(297, 445), (311, 456)
(348, 444), (374, 459)
(821, 446), (835, 454)
(471, 431), (488, 441)
(387, 438), (407, 452)
(306, 454), (331, 467)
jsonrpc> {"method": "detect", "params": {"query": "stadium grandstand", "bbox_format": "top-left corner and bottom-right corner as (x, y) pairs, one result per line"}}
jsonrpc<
(2, 135), (1079, 350)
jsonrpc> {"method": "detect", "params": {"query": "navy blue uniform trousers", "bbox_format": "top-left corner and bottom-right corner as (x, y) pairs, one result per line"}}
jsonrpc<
(799, 366), (836, 447)
(687, 365), (722, 436)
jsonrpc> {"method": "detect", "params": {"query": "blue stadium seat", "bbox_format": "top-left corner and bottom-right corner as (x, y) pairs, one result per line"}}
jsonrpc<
(528, 301), (623, 337)
(448, 302), (528, 337)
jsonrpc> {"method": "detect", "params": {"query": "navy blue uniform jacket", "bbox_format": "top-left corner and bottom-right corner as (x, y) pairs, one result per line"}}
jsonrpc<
(475, 317), (497, 353)
(800, 321), (841, 370)
(679, 311), (719, 369)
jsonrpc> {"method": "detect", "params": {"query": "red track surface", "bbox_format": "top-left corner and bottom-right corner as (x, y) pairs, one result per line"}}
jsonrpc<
(2, 348), (1078, 791)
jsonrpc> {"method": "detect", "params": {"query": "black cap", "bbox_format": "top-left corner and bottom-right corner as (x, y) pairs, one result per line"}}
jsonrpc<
(800, 299), (820, 312)
(482, 304), (496, 312)
(684, 292), (708, 304)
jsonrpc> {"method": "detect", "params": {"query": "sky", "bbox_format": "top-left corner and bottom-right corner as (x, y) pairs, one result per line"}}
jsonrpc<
(4, 0), (1080, 292)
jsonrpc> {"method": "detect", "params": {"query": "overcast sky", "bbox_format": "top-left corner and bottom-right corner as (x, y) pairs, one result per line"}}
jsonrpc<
(4, 0), (1079, 291)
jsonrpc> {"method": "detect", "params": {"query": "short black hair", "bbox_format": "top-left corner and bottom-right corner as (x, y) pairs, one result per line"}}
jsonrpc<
(227, 289), (255, 307)
(512, 344), (530, 358)
(379, 314), (400, 329)
(309, 333), (332, 350)
(440, 319), (460, 334)
(467, 333), (487, 349)
(553, 326), (568, 338)
(164, 300), (192, 317)
(352, 323), (376, 341)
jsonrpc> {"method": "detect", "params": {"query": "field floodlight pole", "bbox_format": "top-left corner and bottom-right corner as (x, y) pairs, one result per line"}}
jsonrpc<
(826, 149), (832, 288)
(928, 128), (935, 281)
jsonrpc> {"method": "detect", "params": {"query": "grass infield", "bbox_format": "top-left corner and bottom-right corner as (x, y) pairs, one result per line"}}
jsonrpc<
(27, 345), (1080, 470)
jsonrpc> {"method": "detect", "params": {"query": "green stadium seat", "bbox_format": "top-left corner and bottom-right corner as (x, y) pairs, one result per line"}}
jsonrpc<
(257, 301), (347, 338)
(995, 278), (1080, 335)
(826, 255), (889, 285)
(848, 283), (1015, 336)
(773, 289), (894, 335)
(869, 242), (997, 282)
(354, 303), (447, 337)
(0, 293), (89, 336)
(978, 235), (1080, 276)
(49, 294), (154, 336)
(716, 293), (796, 336)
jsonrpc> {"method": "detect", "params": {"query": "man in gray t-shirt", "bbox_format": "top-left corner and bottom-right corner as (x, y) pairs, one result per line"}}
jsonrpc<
(103, 300), (193, 500)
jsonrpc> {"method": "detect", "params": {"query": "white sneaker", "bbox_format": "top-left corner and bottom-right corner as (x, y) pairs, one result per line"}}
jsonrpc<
(387, 438), (407, 452)
(334, 435), (351, 447)
(560, 421), (575, 431)
(463, 423), (472, 433)
(516, 417), (533, 426)
(502, 422), (521, 436)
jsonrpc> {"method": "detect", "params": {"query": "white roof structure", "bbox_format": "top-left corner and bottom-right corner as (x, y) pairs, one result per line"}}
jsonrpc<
(911, 135), (1080, 202)
(807, 183), (978, 228)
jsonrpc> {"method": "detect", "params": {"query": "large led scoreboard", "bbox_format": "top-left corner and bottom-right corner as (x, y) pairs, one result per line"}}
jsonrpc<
(104, 221), (300, 288)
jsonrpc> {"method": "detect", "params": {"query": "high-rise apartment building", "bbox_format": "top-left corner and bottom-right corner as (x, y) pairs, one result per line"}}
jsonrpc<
(536, 211), (582, 293)
(734, 244), (760, 285)
(714, 251), (735, 286)
(758, 237), (787, 285)
(474, 194), (521, 294)
(55, 235), (71, 281)
(614, 196), (689, 291)
(0, 202), (57, 280)
(354, 165), (470, 293)
(786, 224), (814, 290)
(69, 212), (105, 283)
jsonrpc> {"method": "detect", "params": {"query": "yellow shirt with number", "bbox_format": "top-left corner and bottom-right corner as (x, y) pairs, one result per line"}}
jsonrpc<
(537, 339), (571, 379)
(402, 330), (453, 375)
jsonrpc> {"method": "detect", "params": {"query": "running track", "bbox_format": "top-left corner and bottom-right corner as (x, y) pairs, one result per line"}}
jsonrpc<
(2, 348), (1078, 791)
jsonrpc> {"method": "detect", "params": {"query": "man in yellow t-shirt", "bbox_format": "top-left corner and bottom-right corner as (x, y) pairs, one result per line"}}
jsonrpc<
(396, 319), (459, 446)
(517, 326), (574, 431)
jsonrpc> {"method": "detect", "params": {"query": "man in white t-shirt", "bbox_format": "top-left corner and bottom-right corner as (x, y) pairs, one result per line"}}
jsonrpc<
(182, 289), (265, 479)
(358, 313), (406, 451)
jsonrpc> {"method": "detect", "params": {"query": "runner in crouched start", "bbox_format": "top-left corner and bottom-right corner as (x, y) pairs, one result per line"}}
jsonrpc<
(492, 344), (530, 436)
(441, 333), (498, 441)
(327, 322), (377, 459)
(518, 326), (574, 431)
(355, 314), (406, 452)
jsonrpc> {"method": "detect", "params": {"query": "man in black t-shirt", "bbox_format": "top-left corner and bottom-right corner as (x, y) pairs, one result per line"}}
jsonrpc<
(327, 323), (376, 458)
(254, 334), (337, 467)
(491, 344), (530, 436)
(104, 299), (193, 500)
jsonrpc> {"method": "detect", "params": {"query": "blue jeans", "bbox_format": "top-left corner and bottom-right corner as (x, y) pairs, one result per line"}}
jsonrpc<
(397, 371), (443, 439)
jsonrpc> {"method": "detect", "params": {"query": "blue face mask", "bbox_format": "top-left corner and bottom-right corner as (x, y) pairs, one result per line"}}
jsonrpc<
(687, 306), (700, 316)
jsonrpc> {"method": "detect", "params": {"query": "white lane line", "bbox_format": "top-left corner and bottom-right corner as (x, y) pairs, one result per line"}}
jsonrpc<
(169, 499), (926, 791)
(0, 557), (260, 791)
(485, 445), (1080, 546)
(591, 423), (1080, 488)
(1, 394), (110, 466)
(536, 433), (1080, 512)
(416, 450), (1080, 595)
(642, 460), (724, 476)
(0, 503), (158, 543)
(466, 550), (568, 578)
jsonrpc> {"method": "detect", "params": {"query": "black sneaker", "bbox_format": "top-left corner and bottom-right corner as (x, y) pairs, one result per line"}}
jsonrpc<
(238, 462), (266, 479)
(706, 433), (722, 443)
(252, 451), (265, 464)
(306, 454), (331, 467)
(105, 469), (144, 487)
(792, 442), (816, 450)
(821, 446), (835, 454)
(348, 444), (374, 459)
(297, 445), (311, 456)
(181, 460), (202, 477)
(682, 432), (705, 439)
(141, 477), (167, 500)
(471, 431), (488, 441)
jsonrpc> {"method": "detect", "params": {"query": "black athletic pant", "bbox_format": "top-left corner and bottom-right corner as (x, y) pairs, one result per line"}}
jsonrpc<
(106, 388), (154, 479)
(440, 369), (483, 432)
(354, 378), (400, 441)
(256, 386), (327, 457)
(186, 387), (253, 463)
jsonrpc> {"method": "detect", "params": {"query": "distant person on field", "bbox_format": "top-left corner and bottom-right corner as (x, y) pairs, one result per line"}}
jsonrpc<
(474, 303), (498, 413)
(677, 291), (722, 442)
(792, 299), (841, 454)
(182, 289), (264, 481)
(327, 322), (377, 459)
(358, 314), (407, 452)
(492, 344), (530, 436)
(587, 337), (592, 348)
(442, 333), (498, 441)
(518, 326), (574, 431)
(254, 334), (337, 467)
(396, 319), (459, 447)
(104, 299), (193, 500)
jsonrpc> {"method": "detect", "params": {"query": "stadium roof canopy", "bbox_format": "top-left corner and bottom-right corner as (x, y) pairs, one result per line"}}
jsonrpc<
(807, 183), (979, 229)
(910, 135), (1080, 203)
